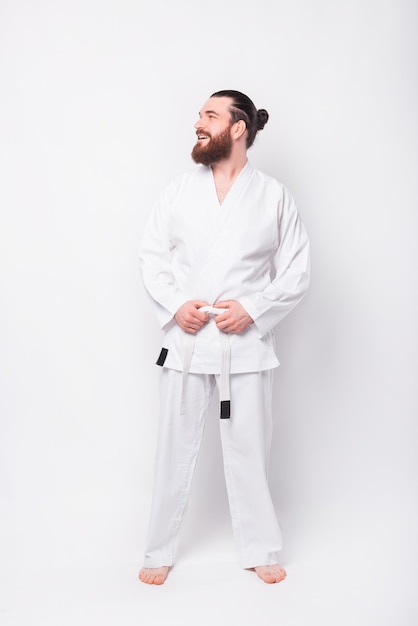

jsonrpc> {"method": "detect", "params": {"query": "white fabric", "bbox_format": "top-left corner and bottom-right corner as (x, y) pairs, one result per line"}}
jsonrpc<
(218, 330), (231, 407)
(143, 369), (283, 569)
(140, 161), (309, 567)
(180, 318), (231, 417)
(139, 161), (310, 374)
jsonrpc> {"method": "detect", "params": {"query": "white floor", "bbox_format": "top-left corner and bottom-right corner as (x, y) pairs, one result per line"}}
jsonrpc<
(1, 560), (415, 626)
(2, 386), (417, 626)
(2, 515), (417, 626)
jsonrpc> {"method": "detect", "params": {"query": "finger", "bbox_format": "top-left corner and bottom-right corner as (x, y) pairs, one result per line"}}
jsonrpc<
(213, 301), (231, 309)
(194, 311), (209, 323)
(189, 317), (207, 328)
(189, 319), (204, 329)
(184, 311), (204, 324)
(216, 318), (230, 330)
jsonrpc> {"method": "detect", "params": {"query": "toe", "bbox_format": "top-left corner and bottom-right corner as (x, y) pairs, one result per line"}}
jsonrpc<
(138, 569), (152, 584)
(254, 564), (287, 584)
(139, 566), (169, 585)
(154, 575), (165, 585)
(264, 573), (276, 583)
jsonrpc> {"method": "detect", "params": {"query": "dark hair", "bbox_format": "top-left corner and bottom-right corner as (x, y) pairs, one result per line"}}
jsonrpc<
(210, 89), (269, 148)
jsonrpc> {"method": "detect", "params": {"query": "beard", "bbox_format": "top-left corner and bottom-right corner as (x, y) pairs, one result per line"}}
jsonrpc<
(191, 125), (233, 166)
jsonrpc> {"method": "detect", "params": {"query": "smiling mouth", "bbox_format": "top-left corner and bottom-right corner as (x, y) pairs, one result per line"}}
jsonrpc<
(196, 133), (210, 141)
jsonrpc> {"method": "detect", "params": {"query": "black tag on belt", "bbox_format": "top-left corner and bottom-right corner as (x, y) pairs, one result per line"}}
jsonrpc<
(156, 348), (168, 366)
(220, 400), (231, 419)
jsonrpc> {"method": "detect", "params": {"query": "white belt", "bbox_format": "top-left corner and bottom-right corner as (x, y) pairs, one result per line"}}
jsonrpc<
(180, 308), (231, 419)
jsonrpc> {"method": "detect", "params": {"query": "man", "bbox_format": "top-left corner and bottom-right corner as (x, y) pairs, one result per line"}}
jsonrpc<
(138, 90), (310, 585)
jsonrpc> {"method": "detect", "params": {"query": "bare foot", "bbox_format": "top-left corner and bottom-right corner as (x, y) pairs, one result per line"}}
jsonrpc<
(254, 564), (287, 584)
(138, 566), (170, 585)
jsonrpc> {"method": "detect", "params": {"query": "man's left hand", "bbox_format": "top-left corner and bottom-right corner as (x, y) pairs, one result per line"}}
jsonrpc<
(213, 300), (253, 334)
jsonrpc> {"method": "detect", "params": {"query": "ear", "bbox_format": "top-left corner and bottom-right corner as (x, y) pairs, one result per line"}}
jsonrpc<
(231, 119), (247, 141)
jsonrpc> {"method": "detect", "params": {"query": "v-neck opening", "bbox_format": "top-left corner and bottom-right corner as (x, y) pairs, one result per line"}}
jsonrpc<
(210, 160), (250, 207)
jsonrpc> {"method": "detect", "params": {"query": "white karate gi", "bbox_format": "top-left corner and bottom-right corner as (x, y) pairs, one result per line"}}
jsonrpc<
(139, 161), (310, 568)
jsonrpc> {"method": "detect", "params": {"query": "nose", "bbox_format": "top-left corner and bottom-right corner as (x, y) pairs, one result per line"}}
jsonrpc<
(194, 118), (203, 130)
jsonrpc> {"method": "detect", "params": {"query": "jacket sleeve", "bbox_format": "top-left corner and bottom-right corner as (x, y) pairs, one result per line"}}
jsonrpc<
(237, 186), (310, 338)
(139, 183), (186, 330)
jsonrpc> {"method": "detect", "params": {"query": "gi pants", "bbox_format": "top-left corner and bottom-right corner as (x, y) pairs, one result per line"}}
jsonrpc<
(143, 368), (283, 569)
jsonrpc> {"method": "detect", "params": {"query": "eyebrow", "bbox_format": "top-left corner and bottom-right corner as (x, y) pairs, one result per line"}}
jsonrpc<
(199, 109), (220, 117)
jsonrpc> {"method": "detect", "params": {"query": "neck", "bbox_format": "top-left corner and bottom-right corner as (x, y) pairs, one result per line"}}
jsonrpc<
(211, 153), (248, 182)
(210, 152), (248, 205)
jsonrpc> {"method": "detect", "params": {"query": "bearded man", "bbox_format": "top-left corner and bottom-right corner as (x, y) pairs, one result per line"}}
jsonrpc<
(138, 90), (310, 585)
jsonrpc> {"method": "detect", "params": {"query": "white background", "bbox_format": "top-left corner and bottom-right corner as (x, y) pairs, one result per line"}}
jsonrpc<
(0, 0), (417, 624)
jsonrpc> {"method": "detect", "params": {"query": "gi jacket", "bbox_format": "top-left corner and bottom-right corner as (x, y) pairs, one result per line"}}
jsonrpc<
(139, 161), (310, 374)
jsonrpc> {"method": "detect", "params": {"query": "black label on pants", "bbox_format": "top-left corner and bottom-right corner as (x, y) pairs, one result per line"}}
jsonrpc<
(156, 348), (168, 366)
(220, 400), (231, 419)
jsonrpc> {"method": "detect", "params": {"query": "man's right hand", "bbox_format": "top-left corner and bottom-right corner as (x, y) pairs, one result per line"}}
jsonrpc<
(174, 300), (210, 334)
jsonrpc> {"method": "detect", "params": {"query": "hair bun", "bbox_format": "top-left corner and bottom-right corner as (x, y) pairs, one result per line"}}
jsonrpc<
(256, 109), (269, 130)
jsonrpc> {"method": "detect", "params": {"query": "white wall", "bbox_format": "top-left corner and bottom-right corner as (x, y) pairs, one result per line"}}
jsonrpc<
(1, 0), (416, 587)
